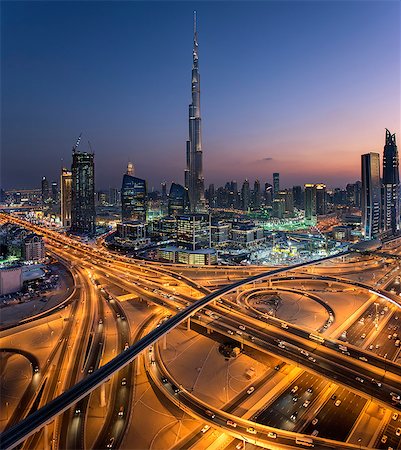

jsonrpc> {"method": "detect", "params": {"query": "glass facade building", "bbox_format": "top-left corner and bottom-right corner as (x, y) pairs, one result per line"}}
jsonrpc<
(168, 183), (190, 216)
(121, 174), (147, 223)
(71, 151), (95, 234)
(361, 153), (381, 239)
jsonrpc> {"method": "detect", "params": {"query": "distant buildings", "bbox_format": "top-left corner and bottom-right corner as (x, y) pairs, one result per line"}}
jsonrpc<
(22, 234), (45, 261)
(176, 214), (210, 250)
(304, 184), (317, 224)
(361, 152), (381, 239)
(71, 149), (95, 234)
(315, 184), (327, 215)
(121, 163), (147, 223)
(41, 176), (50, 205)
(60, 168), (72, 228)
(0, 223), (45, 263)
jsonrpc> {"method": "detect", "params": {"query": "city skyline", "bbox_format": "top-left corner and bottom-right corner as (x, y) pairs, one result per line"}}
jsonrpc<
(1, 1), (400, 190)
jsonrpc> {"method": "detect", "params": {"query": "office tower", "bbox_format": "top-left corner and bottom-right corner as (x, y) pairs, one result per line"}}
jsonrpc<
(41, 176), (49, 205)
(121, 163), (147, 223)
(279, 189), (294, 214)
(127, 162), (134, 176)
(177, 214), (210, 250)
(315, 184), (327, 215)
(109, 188), (119, 206)
(51, 182), (58, 203)
(184, 12), (205, 212)
(168, 183), (190, 216)
(273, 173), (280, 199)
(252, 180), (261, 209)
(241, 179), (250, 211)
(161, 182), (167, 201)
(304, 184), (317, 224)
(60, 168), (72, 228)
(382, 129), (399, 235)
(272, 198), (285, 219)
(264, 183), (272, 207)
(292, 185), (303, 209)
(354, 181), (362, 208)
(207, 183), (215, 208)
(71, 149), (96, 234)
(361, 153), (381, 239)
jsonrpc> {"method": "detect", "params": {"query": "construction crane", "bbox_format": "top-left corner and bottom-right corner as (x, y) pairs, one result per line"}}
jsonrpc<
(72, 133), (82, 153)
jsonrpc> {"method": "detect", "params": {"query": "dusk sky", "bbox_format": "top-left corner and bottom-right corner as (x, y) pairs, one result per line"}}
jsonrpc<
(1, 1), (400, 191)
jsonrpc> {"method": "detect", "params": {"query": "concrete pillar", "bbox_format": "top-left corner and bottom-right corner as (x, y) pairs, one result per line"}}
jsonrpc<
(44, 425), (49, 450)
(100, 383), (106, 407)
(163, 334), (167, 350)
(187, 317), (191, 331)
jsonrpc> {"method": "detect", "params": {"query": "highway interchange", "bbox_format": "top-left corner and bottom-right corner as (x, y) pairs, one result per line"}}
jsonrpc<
(2, 213), (401, 449)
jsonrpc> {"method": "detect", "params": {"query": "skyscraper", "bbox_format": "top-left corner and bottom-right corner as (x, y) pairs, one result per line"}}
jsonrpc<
(273, 173), (280, 199)
(168, 183), (190, 216)
(60, 168), (72, 228)
(382, 129), (399, 235)
(361, 153), (381, 239)
(241, 179), (250, 211)
(71, 148), (95, 234)
(184, 12), (205, 213)
(121, 163), (147, 223)
(304, 184), (317, 224)
(315, 183), (327, 215)
(41, 176), (49, 205)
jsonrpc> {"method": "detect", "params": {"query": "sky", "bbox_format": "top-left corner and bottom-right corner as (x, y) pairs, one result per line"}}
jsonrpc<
(1, 0), (400, 191)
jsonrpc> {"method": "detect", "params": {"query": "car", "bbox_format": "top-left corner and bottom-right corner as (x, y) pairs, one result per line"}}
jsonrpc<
(172, 385), (180, 394)
(359, 356), (368, 362)
(331, 394), (337, 400)
(236, 443), (244, 450)
(227, 330), (234, 335)
(307, 387), (313, 393)
(88, 366), (94, 374)
(267, 431), (277, 438)
(98, 318), (103, 324)
(381, 435), (388, 444)
(291, 385), (299, 394)
(303, 400), (310, 408)
(290, 412), (298, 421)
(311, 430), (319, 437)
(281, 322), (289, 329)
(278, 342), (285, 349)
(396, 428), (401, 437)
(274, 365), (280, 371)
(34, 365), (39, 373)
(121, 378), (127, 386)
(247, 386), (255, 395)
(205, 410), (215, 419)
(308, 357), (316, 363)
(200, 424), (210, 433)
(369, 344), (374, 350)
(392, 412), (399, 420)
(361, 333), (366, 339)
(356, 377), (364, 383)
(118, 406), (124, 417)
(292, 395), (298, 402)
(312, 418), (318, 425)
(335, 399), (342, 407)
(236, 331), (243, 335)
(388, 334), (393, 339)
(239, 325), (246, 331)
(246, 427), (257, 434)
(75, 408), (81, 415)
(301, 350), (309, 356)
(106, 437), (115, 448)
(161, 377), (168, 384)
(227, 420), (237, 427)
(124, 342), (129, 350)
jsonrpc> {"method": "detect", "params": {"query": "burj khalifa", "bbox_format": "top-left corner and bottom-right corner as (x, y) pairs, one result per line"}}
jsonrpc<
(185, 12), (205, 212)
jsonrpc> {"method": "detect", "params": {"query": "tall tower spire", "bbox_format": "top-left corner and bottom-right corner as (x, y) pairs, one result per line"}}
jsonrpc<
(185, 11), (205, 212)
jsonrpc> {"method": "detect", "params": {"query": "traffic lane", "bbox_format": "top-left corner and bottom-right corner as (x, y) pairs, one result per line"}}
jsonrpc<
(254, 372), (327, 431)
(303, 386), (366, 441)
(376, 412), (401, 449)
(369, 313), (401, 360)
(208, 320), (401, 412)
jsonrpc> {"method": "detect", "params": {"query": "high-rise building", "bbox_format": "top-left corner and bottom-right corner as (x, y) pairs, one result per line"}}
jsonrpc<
(315, 183), (327, 215)
(121, 163), (147, 223)
(41, 176), (49, 205)
(168, 183), (190, 216)
(292, 185), (303, 209)
(241, 179), (250, 211)
(273, 173), (280, 199)
(361, 153), (381, 239)
(71, 149), (95, 234)
(252, 180), (261, 209)
(272, 198), (285, 219)
(108, 188), (119, 206)
(177, 214), (210, 250)
(264, 183), (272, 207)
(51, 181), (58, 204)
(60, 168), (72, 228)
(304, 184), (317, 224)
(184, 12), (205, 212)
(382, 129), (399, 235)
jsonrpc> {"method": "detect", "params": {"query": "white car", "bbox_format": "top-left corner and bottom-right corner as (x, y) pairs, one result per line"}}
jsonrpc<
(247, 386), (255, 395)
(335, 399), (342, 407)
(200, 425), (210, 433)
